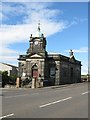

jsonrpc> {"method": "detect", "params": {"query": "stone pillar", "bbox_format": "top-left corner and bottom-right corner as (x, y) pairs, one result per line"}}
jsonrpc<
(41, 60), (44, 80)
(36, 80), (39, 88)
(32, 78), (35, 88)
(55, 61), (60, 85)
(40, 80), (43, 87)
(16, 77), (21, 88)
(37, 77), (41, 88)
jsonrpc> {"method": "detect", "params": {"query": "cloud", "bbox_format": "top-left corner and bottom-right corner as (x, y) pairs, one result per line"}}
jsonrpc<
(73, 47), (88, 53)
(0, 2), (67, 46)
(73, 17), (88, 23)
(1, 2), (62, 24)
(65, 47), (88, 53)
(1, 2), (27, 24)
(0, 21), (67, 45)
(81, 68), (88, 75)
(0, 56), (18, 61)
(66, 17), (88, 28)
(0, 2), (68, 66)
(0, 2), (88, 72)
(1, 2), (87, 46)
(2, 0), (58, 2)
(81, 61), (88, 75)
(0, 55), (18, 66)
(0, 20), (66, 64)
(0, 45), (24, 65)
(2, 0), (89, 2)
(0, 46), (19, 56)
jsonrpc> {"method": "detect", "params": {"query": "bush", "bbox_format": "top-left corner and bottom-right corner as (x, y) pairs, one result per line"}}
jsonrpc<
(2, 71), (9, 87)
(1, 71), (17, 87)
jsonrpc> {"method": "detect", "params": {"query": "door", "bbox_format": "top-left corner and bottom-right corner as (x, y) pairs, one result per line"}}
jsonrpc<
(32, 69), (38, 80)
(32, 64), (38, 80)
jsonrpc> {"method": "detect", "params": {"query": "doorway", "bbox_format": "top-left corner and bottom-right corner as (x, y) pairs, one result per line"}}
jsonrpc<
(32, 64), (38, 80)
(31, 64), (38, 88)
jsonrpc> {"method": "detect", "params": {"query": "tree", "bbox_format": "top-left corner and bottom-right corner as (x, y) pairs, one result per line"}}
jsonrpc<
(1, 70), (18, 87)
(9, 74), (17, 85)
(2, 71), (9, 87)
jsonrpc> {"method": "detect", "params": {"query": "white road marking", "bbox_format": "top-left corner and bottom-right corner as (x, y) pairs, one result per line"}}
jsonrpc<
(81, 91), (90, 95)
(5, 92), (39, 98)
(40, 97), (72, 108)
(0, 113), (14, 119)
(5, 94), (28, 98)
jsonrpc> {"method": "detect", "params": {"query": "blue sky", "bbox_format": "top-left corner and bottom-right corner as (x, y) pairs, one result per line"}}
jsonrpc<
(0, 2), (88, 75)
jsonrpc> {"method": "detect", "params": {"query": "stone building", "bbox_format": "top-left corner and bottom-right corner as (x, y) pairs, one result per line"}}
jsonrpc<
(18, 23), (81, 87)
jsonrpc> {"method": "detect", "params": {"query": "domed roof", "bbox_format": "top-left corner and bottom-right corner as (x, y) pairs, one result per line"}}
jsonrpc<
(35, 22), (43, 37)
(35, 29), (42, 37)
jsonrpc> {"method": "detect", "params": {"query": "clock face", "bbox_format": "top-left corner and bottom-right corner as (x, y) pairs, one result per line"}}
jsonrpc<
(34, 41), (39, 45)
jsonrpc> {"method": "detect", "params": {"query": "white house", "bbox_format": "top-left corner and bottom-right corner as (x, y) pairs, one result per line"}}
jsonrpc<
(0, 62), (18, 76)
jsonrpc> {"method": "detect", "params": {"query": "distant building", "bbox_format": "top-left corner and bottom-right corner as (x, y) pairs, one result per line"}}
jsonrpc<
(81, 74), (89, 82)
(0, 62), (18, 76)
(18, 23), (81, 87)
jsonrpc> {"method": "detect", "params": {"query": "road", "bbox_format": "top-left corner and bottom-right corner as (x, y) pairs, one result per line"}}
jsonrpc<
(1, 82), (89, 119)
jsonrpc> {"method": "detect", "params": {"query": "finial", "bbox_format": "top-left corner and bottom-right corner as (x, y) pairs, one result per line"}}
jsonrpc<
(69, 49), (73, 57)
(38, 20), (40, 31)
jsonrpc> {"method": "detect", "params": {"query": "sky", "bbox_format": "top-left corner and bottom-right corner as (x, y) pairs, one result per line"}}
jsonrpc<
(0, 2), (88, 75)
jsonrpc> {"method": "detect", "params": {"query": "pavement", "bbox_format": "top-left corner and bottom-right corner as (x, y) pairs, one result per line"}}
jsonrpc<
(0, 82), (89, 119)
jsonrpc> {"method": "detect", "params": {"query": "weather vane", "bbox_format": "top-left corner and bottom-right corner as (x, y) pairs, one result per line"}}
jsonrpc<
(38, 20), (40, 31)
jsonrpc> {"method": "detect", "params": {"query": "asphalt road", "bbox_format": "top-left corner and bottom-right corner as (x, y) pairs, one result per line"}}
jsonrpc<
(1, 82), (89, 119)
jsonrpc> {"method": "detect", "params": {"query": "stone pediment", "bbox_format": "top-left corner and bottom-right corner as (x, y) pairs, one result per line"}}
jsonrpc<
(69, 56), (76, 62)
(30, 54), (42, 58)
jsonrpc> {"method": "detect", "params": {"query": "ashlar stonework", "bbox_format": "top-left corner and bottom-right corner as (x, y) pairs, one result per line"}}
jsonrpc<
(17, 23), (81, 88)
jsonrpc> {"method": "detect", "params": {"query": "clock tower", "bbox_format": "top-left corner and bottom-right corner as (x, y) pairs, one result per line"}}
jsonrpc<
(18, 22), (81, 88)
(27, 22), (47, 57)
